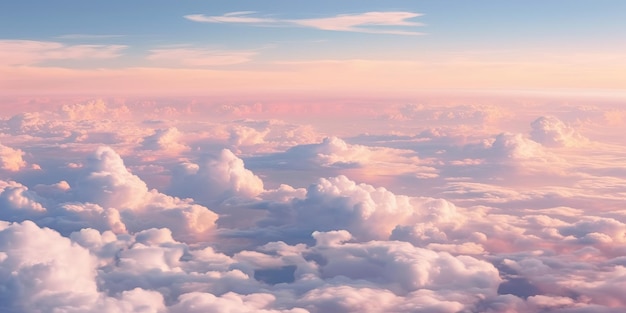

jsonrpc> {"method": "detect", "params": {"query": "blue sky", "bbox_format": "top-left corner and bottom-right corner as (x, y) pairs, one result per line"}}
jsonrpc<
(3, 1), (624, 53)
(1, 1), (625, 94)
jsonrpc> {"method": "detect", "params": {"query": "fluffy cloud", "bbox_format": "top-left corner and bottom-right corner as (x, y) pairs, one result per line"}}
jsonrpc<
(61, 99), (131, 121)
(169, 149), (264, 205)
(0, 146), (218, 242)
(0, 220), (100, 312)
(0, 143), (27, 171)
(170, 292), (308, 313)
(247, 136), (437, 184)
(530, 116), (587, 147)
(1, 95), (626, 312)
(140, 127), (190, 153)
(225, 175), (466, 246)
(72, 147), (219, 241)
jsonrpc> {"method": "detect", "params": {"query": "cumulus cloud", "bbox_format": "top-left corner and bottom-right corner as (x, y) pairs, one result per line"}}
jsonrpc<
(530, 116), (587, 147)
(170, 292), (308, 313)
(483, 132), (547, 161)
(228, 124), (270, 147)
(169, 149), (264, 205)
(71, 146), (219, 241)
(140, 127), (190, 153)
(247, 136), (437, 183)
(222, 175), (466, 246)
(0, 221), (100, 312)
(61, 99), (131, 121)
(1, 96), (626, 312)
(0, 146), (219, 241)
(0, 143), (27, 171)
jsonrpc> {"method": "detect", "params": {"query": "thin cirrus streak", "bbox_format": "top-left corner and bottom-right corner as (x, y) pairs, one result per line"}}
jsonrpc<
(184, 11), (425, 35)
(0, 40), (126, 66)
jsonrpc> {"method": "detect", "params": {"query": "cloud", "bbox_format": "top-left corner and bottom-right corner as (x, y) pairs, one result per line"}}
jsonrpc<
(2, 96), (626, 312)
(0, 146), (219, 241)
(487, 132), (547, 160)
(140, 127), (190, 154)
(0, 180), (46, 221)
(0, 143), (27, 171)
(61, 99), (131, 121)
(530, 116), (587, 147)
(169, 149), (264, 205)
(70, 146), (219, 241)
(246, 136), (437, 183)
(185, 11), (279, 24)
(293, 11), (425, 35)
(0, 220), (100, 312)
(184, 11), (425, 35)
(229, 175), (465, 245)
(0, 40), (125, 66)
(170, 292), (308, 313)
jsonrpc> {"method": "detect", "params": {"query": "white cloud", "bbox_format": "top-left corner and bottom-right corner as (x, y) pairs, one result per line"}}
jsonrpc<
(293, 11), (424, 35)
(0, 40), (125, 66)
(0, 221), (100, 312)
(184, 11), (424, 35)
(1, 96), (626, 312)
(169, 149), (264, 205)
(140, 127), (190, 153)
(61, 99), (131, 121)
(170, 292), (308, 313)
(0, 143), (27, 171)
(235, 175), (465, 244)
(530, 116), (587, 147)
(247, 136), (437, 183)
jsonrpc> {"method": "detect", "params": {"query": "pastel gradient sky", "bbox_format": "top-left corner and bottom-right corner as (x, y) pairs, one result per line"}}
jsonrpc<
(2, 0), (625, 95)
(4, 2), (626, 313)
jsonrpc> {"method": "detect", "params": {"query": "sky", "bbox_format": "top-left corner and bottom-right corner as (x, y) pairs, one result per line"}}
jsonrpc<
(2, 1), (626, 95)
(2, 1), (626, 313)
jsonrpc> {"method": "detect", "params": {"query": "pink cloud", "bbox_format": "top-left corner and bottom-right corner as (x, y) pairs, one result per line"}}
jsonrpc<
(0, 143), (27, 171)
(0, 40), (125, 66)
(184, 11), (425, 35)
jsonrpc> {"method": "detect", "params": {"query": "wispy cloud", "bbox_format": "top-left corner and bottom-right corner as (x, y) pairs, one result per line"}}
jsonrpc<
(146, 46), (257, 66)
(0, 40), (126, 66)
(55, 34), (126, 40)
(185, 11), (278, 24)
(184, 11), (425, 35)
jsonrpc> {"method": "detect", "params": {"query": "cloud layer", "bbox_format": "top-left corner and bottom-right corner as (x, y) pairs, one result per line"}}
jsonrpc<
(1, 96), (625, 312)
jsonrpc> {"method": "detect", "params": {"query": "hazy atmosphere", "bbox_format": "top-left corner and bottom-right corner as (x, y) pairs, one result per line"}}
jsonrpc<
(1, 1), (626, 312)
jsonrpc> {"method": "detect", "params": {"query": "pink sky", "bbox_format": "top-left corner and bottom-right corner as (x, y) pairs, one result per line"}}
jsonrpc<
(3, 53), (626, 96)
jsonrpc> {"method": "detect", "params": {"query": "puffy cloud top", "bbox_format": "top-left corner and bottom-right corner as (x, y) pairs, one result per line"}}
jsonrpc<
(140, 127), (189, 153)
(74, 146), (150, 209)
(170, 149), (264, 205)
(530, 116), (586, 147)
(0, 143), (27, 171)
(0, 221), (99, 312)
(256, 175), (462, 242)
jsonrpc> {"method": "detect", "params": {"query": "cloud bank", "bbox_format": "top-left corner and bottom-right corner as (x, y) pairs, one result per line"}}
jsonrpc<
(0, 96), (625, 312)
